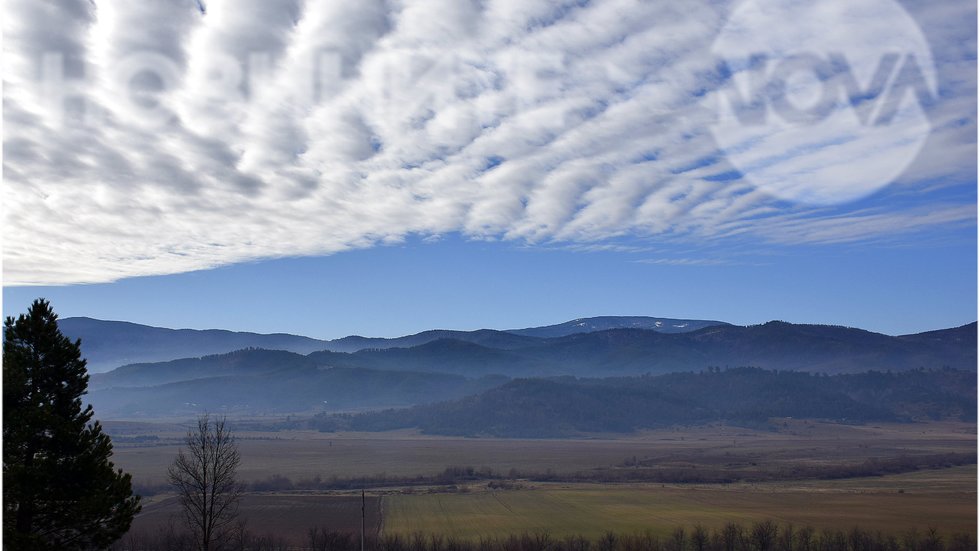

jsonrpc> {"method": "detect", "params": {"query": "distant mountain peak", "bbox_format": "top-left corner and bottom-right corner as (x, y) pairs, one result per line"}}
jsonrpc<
(507, 315), (729, 339)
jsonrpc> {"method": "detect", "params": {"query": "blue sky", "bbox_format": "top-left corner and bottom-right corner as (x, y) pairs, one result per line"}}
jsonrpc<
(4, 227), (976, 338)
(2, 0), (976, 338)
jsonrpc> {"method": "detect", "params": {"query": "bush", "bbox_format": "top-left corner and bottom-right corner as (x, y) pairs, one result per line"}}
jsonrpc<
(113, 522), (974, 551)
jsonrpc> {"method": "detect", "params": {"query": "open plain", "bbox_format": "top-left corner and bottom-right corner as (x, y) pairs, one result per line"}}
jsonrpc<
(108, 420), (977, 542)
(384, 467), (977, 539)
(108, 420), (976, 483)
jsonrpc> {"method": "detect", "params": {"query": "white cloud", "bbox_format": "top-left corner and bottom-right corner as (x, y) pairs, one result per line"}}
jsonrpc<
(634, 257), (730, 266)
(2, 0), (976, 285)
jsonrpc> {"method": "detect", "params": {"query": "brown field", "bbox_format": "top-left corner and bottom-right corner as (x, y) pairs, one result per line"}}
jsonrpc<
(122, 466), (976, 544)
(127, 493), (381, 546)
(106, 419), (976, 544)
(107, 420), (976, 486)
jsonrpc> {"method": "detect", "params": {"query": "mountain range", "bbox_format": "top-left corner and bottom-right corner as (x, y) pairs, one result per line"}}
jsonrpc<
(77, 315), (977, 419)
(60, 315), (729, 372)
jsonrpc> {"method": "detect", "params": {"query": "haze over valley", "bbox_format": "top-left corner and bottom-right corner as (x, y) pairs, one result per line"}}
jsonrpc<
(71, 315), (977, 427)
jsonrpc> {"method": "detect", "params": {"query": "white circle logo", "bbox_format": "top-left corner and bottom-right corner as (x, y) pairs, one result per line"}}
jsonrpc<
(709, 0), (938, 204)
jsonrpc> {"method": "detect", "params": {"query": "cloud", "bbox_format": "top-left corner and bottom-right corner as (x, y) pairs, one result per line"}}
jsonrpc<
(3, 0), (976, 285)
(755, 204), (978, 245)
(633, 257), (730, 266)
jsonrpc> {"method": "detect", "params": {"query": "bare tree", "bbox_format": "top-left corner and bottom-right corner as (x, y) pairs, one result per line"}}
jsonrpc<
(691, 524), (709, 551)
(751, 520), (779, 551)
(168, 414), (245, 551)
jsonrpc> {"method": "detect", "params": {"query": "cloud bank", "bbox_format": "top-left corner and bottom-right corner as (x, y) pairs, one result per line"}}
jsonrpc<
(3, 0), (976, 285)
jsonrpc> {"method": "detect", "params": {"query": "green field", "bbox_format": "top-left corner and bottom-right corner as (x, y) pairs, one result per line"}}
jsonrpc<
(383, 466), (977, 539)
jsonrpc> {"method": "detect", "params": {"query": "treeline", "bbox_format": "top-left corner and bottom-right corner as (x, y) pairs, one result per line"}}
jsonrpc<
(525, 452), (977, 485)
(131, 453), (976, 496)
(310, 368), (976, 437)
(111, 523), (974, 551)
(132, 466), (508, 496)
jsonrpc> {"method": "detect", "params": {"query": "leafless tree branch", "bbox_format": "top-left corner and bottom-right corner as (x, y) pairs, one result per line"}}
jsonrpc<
(167, 414), (244, 551)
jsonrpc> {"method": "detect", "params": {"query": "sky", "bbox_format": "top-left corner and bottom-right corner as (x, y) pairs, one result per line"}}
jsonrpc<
(2, 0), (977, 338)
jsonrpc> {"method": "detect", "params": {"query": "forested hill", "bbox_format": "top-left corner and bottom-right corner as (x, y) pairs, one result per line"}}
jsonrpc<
(85, 321), (976, 418)
(91, 320), (977, 384)
(507, 316), (729, 338)
(57, 317), (331, 372)
(315, 368), (977, 438)
(60, 315), (727, 372)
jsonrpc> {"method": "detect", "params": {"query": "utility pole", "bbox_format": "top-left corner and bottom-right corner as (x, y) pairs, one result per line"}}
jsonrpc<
(361, 489), (366, 551)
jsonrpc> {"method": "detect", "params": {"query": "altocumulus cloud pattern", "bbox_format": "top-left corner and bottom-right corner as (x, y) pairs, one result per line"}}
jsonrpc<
(3, 0), (976, 285)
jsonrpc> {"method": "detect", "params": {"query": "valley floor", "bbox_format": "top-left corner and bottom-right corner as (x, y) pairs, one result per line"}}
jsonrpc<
(109, 419), (977, 546)
(107, 419), (976, 484)
(383, 467), (977, 539)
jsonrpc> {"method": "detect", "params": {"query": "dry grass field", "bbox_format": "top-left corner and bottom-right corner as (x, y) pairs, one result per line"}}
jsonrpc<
(105, 420), (976, 544)
(106, 420), (976, 486)
(118, 465), (976, 544)
(127, 493), (382, 546)
(383, 466), (977, 539)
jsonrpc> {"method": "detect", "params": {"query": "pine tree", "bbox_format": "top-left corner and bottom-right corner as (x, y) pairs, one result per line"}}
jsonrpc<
(3, 299), (141, 549)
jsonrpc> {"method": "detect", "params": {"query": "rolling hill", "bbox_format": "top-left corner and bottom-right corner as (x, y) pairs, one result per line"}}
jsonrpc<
(60, 315), (724, 372)
(88, 348), (317, 389)
(84, 320), (976, 418)
(58, 317), (330, 372)
(88, 364), (507, 418)
(324, 329), (545, 353)
(512, 321), (978, 375)
(323, 367), (977, 437)
(508, 316), (729, 338)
